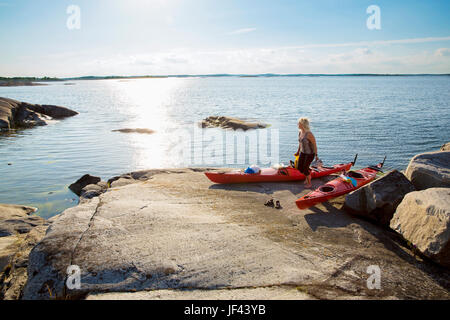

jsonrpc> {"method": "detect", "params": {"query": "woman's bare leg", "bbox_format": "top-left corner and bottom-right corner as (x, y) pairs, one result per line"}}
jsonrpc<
(305, 174), (312, 188)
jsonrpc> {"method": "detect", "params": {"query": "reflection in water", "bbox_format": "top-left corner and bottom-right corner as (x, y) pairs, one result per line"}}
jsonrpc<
(110, 78), (185, 169)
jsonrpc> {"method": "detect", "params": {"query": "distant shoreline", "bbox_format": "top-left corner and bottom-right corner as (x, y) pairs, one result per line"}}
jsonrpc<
(1, 73), (449, 85)
(1, 73), (448, 87)
(0, 81), (47, 87)
(59, 73), (450, 80)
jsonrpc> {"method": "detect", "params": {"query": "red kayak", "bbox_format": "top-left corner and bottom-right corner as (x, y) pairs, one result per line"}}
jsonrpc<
(295, 157), (386, 210)
(204, 156), (357, 184)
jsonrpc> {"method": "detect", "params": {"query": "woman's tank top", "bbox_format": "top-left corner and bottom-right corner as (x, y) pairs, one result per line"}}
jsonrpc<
(299, 131), (314, 155)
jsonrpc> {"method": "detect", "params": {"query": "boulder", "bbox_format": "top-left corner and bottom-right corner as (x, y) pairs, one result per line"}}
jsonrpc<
(24, 103), (78, 119)
(13, 107), (49, 128)
(390, 188), (450, 268)
(201, 116), (268, 131)
(80, 182), (108, 200)
(0, 97), (78, 130)
(441, 142), (450, 151)
(69, 174), (101, 196)
(344, 170), (415, 226)
(405, 151), (450, 190)
(0, 98), (16, 129)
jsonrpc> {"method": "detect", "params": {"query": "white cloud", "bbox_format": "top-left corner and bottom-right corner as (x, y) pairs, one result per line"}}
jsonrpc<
(354, 48), (373, 55)
(435, 48), (450, 57)
(227, 28), (257, 35)
(281, 36), (450, 50)
(3, 37), (450, 77)
(96, 46), (448, 75)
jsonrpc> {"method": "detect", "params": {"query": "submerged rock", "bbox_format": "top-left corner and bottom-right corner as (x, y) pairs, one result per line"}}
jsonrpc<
(344, 170), (415, 226)
(405, 151), (450, 190)
(69, 174), (102, 196)
(201, 116), (268, 131)
(112, 128), (155, 134)
(0, 97), (78, 130)
(390, 188), (450, 268)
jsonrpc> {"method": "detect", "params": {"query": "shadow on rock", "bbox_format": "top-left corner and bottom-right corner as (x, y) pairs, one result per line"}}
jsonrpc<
(304, 201), (450, 293)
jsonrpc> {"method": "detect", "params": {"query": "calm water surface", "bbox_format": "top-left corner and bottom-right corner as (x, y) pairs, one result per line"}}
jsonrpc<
(0, 76), (449, 218)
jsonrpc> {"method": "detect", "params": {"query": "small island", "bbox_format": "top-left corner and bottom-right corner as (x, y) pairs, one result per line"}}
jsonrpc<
(201, 116), (269, 131)
(0, 97), (78, 130)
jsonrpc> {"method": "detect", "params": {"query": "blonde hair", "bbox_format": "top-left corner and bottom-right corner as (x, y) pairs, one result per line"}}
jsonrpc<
(298, 117), (310, 131)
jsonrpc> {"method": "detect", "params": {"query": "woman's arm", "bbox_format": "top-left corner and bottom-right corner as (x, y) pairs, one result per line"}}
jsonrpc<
(308, 133), (318, 158)
(295, 144), (300, 156)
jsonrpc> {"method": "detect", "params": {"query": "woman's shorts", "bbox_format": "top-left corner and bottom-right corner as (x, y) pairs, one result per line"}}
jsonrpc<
(296, 152), (315, 175)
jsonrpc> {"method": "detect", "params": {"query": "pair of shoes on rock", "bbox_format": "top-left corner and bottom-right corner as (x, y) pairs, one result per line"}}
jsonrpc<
(265, 199), (282, 209)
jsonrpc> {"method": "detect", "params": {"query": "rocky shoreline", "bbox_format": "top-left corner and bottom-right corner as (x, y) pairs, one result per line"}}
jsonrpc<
(1, 145), (449, 300)
(0, 205), (49, 299)
(0, 97), (78, 130)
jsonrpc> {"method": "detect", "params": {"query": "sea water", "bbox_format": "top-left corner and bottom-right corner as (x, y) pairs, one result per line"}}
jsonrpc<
(0, 76), (448, 218)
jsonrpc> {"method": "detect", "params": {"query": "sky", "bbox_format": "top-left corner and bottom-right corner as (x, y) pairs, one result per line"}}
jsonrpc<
(0, 0), (449, 77)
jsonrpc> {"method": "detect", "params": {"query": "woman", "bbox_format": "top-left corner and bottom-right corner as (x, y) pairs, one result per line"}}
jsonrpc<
(295, 117), (318, 188)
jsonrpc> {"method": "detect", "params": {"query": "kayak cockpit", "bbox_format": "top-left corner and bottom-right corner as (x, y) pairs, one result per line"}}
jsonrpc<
(347, 171), (364, 179)
(319, 185), (335, 193)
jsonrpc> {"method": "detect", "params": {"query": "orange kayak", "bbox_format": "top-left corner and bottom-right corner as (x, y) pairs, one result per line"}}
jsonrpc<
(295, 159), (385, 210)
(205, 162), (354, 184)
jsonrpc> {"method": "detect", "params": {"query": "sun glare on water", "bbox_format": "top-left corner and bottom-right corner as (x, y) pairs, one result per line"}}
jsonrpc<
(111, 78), (186, 169)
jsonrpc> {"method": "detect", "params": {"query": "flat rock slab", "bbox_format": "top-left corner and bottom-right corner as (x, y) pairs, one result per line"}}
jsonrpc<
(87, 287), (314, 300)
(23, 169), (450, 300)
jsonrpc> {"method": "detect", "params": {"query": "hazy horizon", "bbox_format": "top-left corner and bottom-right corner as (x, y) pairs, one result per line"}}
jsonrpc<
(3, 73), (450, 80)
